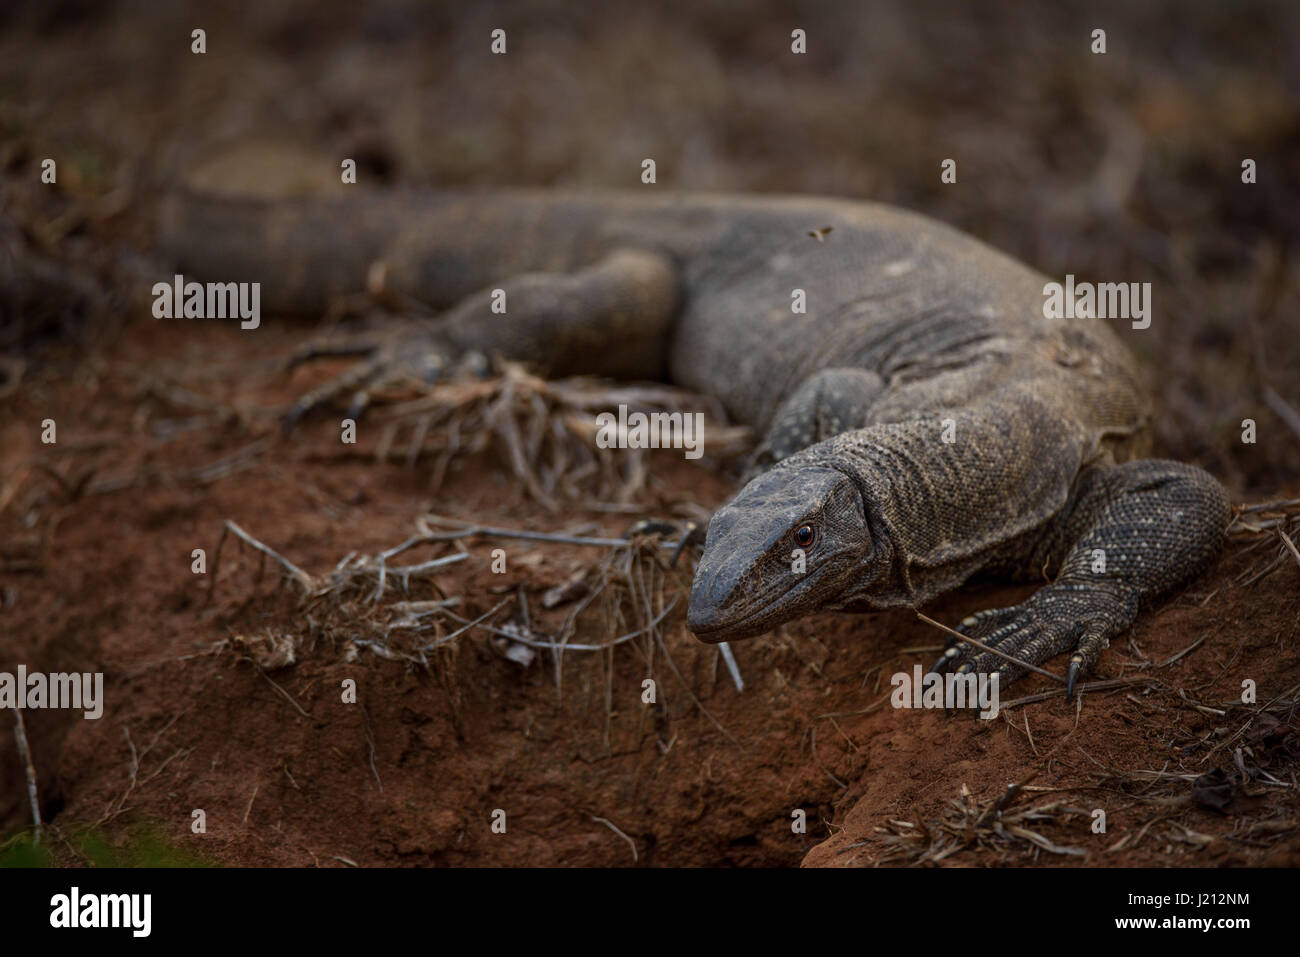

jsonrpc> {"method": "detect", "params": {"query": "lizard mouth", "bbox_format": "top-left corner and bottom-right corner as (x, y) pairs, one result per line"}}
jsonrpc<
(687, 552), (847, 642)
(686, 464), (867, 643)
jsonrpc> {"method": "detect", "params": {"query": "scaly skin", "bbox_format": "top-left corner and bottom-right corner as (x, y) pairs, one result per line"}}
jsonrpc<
(160, 161), (1232, 694)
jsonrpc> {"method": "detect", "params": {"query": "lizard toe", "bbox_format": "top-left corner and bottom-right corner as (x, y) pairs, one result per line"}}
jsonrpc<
(964, 617), (1076, 685)
(1066, 625), (1111, 697)
(941, 588), (1129, 695)
(283, 353), (388, 433)
(282, 335), (454, 431)
(285, 334), (382, 372)
(930, 606), (1021, 675)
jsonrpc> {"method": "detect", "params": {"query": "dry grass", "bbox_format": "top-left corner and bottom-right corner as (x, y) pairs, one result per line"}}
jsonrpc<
(1226, 497), (1300, 588)
(364, 361), (752, 509)
(840, 675), (1299, 866)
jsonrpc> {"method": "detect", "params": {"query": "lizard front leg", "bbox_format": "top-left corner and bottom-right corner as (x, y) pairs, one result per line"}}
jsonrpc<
(745, 368), (884, 481)
(283, 248), (679, 428)
(931, 459), (1231, 695)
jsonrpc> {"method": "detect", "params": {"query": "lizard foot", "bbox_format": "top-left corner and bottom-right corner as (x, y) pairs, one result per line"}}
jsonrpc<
(281, 331), (487, 432)
(928, 584), (1137, 697)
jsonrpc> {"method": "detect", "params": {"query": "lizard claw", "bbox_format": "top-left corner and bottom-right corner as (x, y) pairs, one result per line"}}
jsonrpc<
(928, 606), (1020, 676)
(281, 330), (461, 432)
(1066, 655), (1084, 699)
(929, 645), (961, 674)
(282, 350), (388, 432)
(284, 336), (383, 372)
(926, 585), (1133, 695)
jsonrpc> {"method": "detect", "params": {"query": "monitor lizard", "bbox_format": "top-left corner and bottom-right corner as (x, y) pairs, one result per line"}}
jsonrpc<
(159, 158), (1231, 697)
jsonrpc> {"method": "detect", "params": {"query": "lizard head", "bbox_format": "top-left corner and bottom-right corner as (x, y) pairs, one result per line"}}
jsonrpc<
(687, 464), (879, 642)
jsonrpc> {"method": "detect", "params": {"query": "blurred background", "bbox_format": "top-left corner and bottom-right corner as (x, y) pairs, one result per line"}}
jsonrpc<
(2, 0), (1298, 494)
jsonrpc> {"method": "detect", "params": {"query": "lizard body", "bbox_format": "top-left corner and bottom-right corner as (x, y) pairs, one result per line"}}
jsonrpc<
(160, 164), (1230, 692)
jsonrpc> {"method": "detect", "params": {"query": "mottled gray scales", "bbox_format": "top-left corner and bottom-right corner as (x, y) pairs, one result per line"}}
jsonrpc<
(160, 176), (1231, 694)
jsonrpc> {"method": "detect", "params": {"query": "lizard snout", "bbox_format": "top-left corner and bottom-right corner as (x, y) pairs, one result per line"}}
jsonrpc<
(687, 465), (866, 643)
(687, 542), (751, 641)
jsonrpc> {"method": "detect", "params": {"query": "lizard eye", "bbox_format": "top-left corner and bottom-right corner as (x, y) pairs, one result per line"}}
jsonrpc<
(793, 523), (816, 549)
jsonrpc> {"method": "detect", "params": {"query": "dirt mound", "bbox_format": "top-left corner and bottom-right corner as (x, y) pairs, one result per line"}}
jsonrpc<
(2, 321), (1297, 867)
